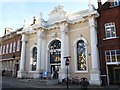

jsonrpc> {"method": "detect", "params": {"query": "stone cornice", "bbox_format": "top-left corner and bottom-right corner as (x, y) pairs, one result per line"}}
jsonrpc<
(20, 8), (99, 35)
(46, 26), (59, 31)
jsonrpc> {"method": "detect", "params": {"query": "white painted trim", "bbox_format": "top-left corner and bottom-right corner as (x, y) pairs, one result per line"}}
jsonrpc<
(29, 45), (38, 72)
(103, 37), (119, 40)
(47, 38), (61, 49)
(29, 71), (37, 73)
(106, 62), (120, 65)
(73, 37), (88, 73)
(73, 37), (88, 47)
(106, 65), (109, 85)
(46, 49), (49, 72)
(50, 63), (61, 65)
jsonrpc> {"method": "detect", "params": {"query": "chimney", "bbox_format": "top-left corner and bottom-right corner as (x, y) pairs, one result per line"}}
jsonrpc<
(98, 0), (102, 8)
(33, 16), (38, 24)
(4, 27), (13, 35)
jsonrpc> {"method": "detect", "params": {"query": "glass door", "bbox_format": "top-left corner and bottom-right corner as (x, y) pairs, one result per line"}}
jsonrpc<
(51, 65), (60, 79)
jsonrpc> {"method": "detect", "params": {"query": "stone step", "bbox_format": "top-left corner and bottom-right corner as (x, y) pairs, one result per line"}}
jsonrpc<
(19, 79), (59, 85)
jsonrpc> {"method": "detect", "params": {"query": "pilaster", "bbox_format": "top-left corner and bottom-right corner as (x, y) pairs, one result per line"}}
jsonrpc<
(34, 29), (45, 78)
(17, 33), (28, 78)
(89, 17), (101, 85)
(59, 23), (70, 81)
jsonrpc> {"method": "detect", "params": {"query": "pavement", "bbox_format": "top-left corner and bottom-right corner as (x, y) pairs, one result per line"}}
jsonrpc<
(1, 76), (120, 90)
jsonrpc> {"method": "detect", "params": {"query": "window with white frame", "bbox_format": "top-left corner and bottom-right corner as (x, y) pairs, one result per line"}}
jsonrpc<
(13, 42), (16, 52)
(114, 0), (120, 6)
(9, 42), (12, 53)
(6, 44), (9, 54)
(17, 39), (20, 51)
(105, 50), (120, 63)
(76, 40), (87, 71)
(3, 45), (5, 54)
(0, 45), (2, 55)
(105, 22), (116, 38)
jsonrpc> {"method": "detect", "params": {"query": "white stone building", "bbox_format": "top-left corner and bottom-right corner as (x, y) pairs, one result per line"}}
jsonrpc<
(17, 3), (101, 85)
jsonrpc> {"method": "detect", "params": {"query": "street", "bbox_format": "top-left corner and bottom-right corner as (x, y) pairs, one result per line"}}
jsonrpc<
(1, 76), (120, 90)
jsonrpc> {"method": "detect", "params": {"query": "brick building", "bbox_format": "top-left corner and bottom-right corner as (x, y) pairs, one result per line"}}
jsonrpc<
(97, 0), (120, 85)
(0, 27), (22, 77)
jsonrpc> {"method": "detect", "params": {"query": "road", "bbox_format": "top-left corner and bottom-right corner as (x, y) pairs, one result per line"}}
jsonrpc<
(1, 76), (120, 90)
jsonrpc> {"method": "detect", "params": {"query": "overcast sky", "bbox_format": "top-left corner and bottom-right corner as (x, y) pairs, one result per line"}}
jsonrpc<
(0, 0), (107, 37)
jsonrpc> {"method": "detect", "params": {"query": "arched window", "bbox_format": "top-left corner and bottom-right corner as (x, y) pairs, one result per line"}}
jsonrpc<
(49, 40), (61, 63)
(77, 40), (87, 71)
(32, 47), (37, 71)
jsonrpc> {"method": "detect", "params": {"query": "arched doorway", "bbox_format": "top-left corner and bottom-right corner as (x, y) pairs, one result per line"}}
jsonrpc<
(32, 47), (37, 71)
(49, 40), (61, 79)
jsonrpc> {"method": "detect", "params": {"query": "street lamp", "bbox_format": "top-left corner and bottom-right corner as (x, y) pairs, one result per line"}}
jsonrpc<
(64, 56), (71, 89)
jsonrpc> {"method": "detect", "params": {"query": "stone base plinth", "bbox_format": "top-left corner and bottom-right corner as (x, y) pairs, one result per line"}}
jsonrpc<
(34, 71), (42, 79)
(17, 71), (27, 79)
(89, 69), (101, 86)
(58, 68), (70, 82)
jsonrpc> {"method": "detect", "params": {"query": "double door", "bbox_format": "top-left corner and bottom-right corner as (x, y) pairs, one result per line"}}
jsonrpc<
(108, 65), (120, 85)
(51, 64), (61, 79)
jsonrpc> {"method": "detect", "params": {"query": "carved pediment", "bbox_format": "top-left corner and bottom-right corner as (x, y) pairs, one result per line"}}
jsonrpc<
(48, 5), (66, 22)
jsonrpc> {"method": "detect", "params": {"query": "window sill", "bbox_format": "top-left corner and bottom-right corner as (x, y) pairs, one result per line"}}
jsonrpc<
(29, 71), (37, 73)
(75, 70), (88, 73)
(103, 37), (119, 40)
(106, 62), (120, 65)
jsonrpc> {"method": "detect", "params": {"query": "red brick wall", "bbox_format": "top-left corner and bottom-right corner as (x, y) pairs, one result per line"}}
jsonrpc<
(98, 5), (120, 85)
(1, 34), (22, 59)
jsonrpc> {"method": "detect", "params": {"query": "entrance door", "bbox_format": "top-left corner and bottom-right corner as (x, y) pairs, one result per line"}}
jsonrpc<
(114, 67), (120, 85)
(15, 64), (19, 77)
(108, 65), (120, 85)
(51, 65), (60, 79)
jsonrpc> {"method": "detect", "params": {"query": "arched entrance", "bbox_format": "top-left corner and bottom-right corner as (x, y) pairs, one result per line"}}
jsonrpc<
(49, 40), (61, 79)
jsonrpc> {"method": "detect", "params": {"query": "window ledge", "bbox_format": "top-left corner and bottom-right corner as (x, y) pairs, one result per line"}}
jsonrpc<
(75, 70), (88, 73)
(103, 37), (119, 40)
(106, 62), (120, 65)
(29, 71), (37, 73)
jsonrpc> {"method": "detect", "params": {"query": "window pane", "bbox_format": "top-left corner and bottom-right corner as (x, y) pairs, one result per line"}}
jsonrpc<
(32, 47), (37, 71)
(106, 56), (110, 62)
(77, 40), (87, 71)
(111, 51), (115, 55)
(116, 50), (120, 54)
(17, 40), (20, 51)
(0, 45), (1, 55)
(111, 56), (116, 62)
(50, 40), (61, 63)
(6, 44), (9, 54)
(106, 51), (110, 55)
(106, 32), (111, 38)
(117, 55), (120, 62)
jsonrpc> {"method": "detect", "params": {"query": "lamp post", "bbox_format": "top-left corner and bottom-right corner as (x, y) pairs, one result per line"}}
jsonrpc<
(64, 56), (71, 89)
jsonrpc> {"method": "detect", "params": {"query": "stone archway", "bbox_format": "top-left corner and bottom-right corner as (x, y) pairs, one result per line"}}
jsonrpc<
(48, 40), (61, 79)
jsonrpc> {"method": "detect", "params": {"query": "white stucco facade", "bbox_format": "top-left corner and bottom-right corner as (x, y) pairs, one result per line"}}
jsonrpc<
(17, 3), (101, 85)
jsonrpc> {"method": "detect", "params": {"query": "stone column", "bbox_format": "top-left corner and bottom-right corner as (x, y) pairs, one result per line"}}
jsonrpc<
(17, 33), (28, 78)
(89, 17), (101, 85)
(59, 23), (70, 81)
(34, 29), (44, 78)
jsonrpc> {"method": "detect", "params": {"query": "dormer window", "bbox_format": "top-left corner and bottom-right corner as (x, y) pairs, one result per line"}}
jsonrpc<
(114, 0), (120, 6)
